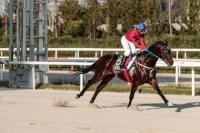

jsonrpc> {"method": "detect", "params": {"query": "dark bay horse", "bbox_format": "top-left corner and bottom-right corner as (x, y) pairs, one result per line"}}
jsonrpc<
(75, 41), (174, 108)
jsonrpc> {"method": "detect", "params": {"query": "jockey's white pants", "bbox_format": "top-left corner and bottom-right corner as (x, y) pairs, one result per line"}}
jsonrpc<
(121, 35), (136, 56)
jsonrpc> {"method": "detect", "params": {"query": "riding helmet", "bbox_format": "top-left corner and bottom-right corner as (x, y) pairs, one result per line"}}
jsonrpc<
(136, 22), (146, 31)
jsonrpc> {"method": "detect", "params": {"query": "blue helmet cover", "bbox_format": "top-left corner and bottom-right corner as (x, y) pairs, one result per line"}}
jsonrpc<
(136, 22), (146, 31)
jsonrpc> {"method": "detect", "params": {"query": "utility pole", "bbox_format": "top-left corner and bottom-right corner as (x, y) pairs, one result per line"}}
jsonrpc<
(4, 0), (7, 39)
(168, 0), (172, 35)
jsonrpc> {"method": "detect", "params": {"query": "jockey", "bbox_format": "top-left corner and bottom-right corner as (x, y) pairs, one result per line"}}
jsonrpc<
(120, 22), (147, 69)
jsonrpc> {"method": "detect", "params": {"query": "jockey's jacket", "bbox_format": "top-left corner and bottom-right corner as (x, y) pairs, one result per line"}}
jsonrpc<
(125, 29), (146, 49)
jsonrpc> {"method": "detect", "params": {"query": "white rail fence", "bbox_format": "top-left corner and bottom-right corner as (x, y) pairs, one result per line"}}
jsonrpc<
(8, 59), (200, 96)
(1, 48), (199, 74)
(1, 48), (200, 59)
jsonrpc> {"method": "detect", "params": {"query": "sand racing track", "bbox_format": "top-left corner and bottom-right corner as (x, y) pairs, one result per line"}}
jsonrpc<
(0, 88), (200, 133)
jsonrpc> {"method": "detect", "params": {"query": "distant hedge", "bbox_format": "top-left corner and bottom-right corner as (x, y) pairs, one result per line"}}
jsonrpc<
(49, 34), (200, 49)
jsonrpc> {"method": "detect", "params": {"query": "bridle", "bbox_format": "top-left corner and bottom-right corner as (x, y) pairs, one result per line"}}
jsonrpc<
(144, 48), (161, 60)
(137, 45), (171, 69)
(145, 45), (171, 61)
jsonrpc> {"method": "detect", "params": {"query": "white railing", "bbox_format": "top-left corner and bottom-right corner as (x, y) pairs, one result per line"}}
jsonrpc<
(8, 59), (200, 96)
(1, 48), (200, 59)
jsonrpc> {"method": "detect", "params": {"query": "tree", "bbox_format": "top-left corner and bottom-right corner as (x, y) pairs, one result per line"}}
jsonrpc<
(58, 0), (85, 37)
(184, 0), (200, 34)
(84, 0), (99, 39)
(106, 0), (121, 36)
(117, 0), (138, 31)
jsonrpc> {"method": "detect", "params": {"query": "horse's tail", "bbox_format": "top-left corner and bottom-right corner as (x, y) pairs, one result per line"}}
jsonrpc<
(69, 62), (96, 84)
(80, 62), (96, 74)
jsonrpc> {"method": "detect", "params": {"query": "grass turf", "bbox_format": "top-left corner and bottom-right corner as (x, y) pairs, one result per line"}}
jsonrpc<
(38, 83), (200, 96)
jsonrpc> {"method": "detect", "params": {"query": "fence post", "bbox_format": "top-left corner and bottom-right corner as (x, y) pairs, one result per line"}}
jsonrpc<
(95, 51), (98, 58)
(176, 50), (181, 75)
(32, 65), (35, 90)
(184, 51), (187, 59)
(75, 50), (80, 58)
(3, 64), (5, 70)
(178, 66), (181, 75)
(55, 50), (58, 59)
(80, 74), (83, 92)
(175, 66), (179, 86)
(0, 64), (2, 80)
(176, 50), (179, 59)
(191, 67), (195, 96)
(100, 50), (103, 56)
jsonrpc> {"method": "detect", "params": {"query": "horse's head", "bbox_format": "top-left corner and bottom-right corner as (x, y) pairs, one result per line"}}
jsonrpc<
(148, 41), (174, 66)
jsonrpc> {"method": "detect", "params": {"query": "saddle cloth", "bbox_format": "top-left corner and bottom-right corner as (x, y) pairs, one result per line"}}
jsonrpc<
(114, 55), (134, 71)
(114, 55), (135, 82)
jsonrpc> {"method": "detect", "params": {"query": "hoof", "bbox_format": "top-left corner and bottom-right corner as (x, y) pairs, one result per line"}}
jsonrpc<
(127, 104), (140, 111)
(167, 102), (174, 107)
(75, 94), (80, 99)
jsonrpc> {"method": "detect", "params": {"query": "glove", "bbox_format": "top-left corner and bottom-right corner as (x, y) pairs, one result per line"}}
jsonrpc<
(133, 50), (141, 56)
(143, 48), (148, 52)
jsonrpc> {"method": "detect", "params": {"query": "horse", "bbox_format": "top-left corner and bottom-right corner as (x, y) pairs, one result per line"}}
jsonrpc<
(74, 41), (174, 108)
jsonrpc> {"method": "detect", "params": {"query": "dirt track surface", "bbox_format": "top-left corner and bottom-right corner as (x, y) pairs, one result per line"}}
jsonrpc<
(0, 88), (200, 133)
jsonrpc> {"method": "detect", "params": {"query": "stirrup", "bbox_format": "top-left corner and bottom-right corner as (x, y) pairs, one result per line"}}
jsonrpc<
(120, 65), (127, 70)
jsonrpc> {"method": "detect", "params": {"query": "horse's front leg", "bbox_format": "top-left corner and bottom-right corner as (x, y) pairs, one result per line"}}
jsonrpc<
(149, 78), (174, 107)
(127, 82), (138, 108)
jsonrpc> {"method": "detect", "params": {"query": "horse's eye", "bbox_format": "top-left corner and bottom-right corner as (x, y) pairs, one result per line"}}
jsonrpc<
(163, 50), (167, 54)
(163, 49), (170, 55)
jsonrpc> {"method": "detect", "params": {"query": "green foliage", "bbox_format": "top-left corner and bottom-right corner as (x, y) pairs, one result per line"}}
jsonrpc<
(49, 36), (120, 48)
(58, 0), (86, 37)
(106, 0), (121, 36)
(185, 0), (200, 34)
(176, 0), (200, 34)
(0, 17), (7, 47)
(38, 83), (200, 96)
(84, 0), (99, 39)
(0, 0), (199, 48)
(49, 33), (200, 49)
(56, 0), (200, 41)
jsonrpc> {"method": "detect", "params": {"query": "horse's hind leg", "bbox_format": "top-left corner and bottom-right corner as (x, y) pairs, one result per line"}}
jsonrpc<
(76, 77), (99, 99)
(90, 74), (115, 104)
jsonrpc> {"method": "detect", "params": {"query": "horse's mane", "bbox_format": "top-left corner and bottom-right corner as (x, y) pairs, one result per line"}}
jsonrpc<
(148, 41), (167, 50)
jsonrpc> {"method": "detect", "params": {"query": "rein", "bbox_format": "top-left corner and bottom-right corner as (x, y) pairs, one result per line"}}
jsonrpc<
(135, 48), (162, 70)
(135, 61), (155, 70)
(144, 48), (161, 60)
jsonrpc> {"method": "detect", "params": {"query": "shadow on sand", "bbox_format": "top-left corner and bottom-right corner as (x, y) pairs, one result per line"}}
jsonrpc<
(136, 102), (200, 112)
(102, 102), (200, 112)
(174, 102), (200, 112)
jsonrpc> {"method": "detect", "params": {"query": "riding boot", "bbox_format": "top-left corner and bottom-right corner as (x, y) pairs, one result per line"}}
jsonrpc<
(120, 56), (128, 69)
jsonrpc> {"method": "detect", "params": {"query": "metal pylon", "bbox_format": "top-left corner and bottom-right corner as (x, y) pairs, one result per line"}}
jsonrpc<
(9, 0), (48, 88)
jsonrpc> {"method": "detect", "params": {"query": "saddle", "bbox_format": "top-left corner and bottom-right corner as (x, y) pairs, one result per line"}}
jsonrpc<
(114, 55), (135, 71)
(114, 55), (136, 83)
